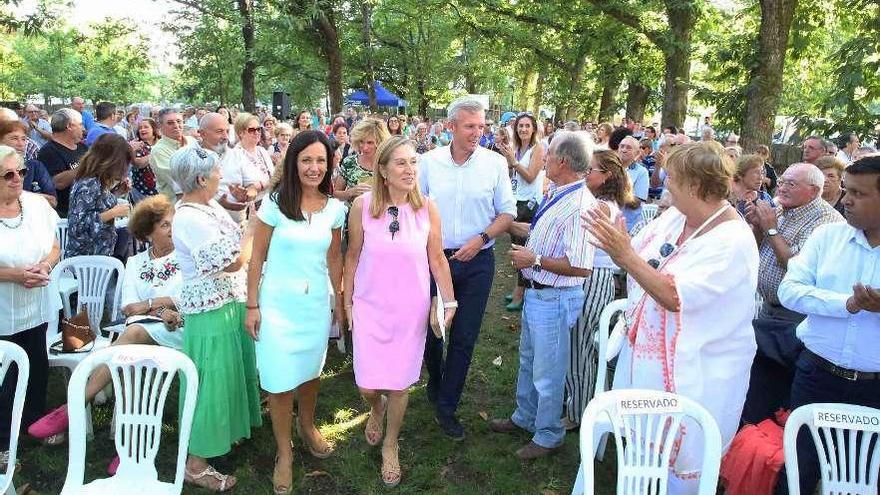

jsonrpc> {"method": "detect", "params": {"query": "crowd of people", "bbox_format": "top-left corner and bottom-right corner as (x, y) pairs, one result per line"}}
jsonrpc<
(0, 95), (878, 495)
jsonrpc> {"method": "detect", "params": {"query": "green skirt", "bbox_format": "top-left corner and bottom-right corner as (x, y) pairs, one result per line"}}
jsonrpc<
(180, 301), (262, 458)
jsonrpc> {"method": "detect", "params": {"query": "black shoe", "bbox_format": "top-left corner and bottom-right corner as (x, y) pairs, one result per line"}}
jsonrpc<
(435, 414), (465, 441)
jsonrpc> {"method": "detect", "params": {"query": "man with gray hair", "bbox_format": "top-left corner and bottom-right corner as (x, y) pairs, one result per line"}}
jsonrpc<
(489, 130), (596, 459)
(420, 96), (516, 440)
(36, 108), (88, 216)
(199, 113), (248, 214)
(618, 135), (649, 231)
(151, 108), (197, 202)
(22, 104), (52, 148)
(740, 162), (843, 424)
(801, 135), (826, 164)
(70, 96), (94, 131)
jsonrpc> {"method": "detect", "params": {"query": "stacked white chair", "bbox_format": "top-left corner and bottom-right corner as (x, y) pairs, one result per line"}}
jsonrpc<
(56, 219), (78, 315)
(783, 403), (880, 495)
(574, 389), (722, 495)
(641, 204), (660, 224)
(60, 345), (199, 495)
(0, 342), (29, 495)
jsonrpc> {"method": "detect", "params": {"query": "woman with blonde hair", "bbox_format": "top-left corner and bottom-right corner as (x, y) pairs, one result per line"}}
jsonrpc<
(217, 112), (275, 222)
(731, 154), (774, 216)
(594, 122), (613, 148)
(344, 136), (455, 487)
(564, 149), (633, 429)
(586, 141), (759, 492)
(814, 155), (846, 215)
(333, 118), (390, 202)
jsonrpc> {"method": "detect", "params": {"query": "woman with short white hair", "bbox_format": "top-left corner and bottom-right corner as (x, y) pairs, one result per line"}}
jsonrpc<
(170, 146), (261, 492)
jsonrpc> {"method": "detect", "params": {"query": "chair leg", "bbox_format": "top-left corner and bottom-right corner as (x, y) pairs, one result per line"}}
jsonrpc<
(571, 464), (585, 495)
(594, 432), (609, 462)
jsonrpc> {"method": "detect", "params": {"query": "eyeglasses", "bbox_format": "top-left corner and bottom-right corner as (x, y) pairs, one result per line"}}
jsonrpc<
(245, 127), (261, 134)
(777, 178), (804, 188)
(586, 168), (607, 175)
(388, 206), (399, 240)
(647, 242), (675, 269)
(2, 168), (27, 182)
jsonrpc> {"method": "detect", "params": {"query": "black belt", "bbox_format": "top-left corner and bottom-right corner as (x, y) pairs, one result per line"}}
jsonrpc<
(443, 247), (492, 259)
(523, 279), (553, 290)
(804, 349), (880, 381)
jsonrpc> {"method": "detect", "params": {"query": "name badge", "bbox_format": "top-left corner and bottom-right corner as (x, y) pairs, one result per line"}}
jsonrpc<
(617, 394), (683, 415)
(813, 409), (880, 431)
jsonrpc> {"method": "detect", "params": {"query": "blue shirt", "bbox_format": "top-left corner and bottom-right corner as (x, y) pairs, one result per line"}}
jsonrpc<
(81, 110), (95, 131)
(779, 222), (880, 371)
(419, 145), (516, 249)
(622, 162), (649, 231)
(84, 122), (113, 146)
(479, 133), (495, 148)
(24, 159), (56, 197)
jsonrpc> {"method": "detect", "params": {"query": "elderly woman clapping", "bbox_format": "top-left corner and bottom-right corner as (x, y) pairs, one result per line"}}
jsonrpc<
(0, 145), (61, 466)
(584, 142), (759, 493)
(170, 146), (261, 492)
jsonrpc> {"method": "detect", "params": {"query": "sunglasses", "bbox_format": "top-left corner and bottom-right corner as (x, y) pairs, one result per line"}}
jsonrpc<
(586, 168), (607, 175)
(245, 127), (261, 134)
(388, 206), (399, 240)
(3, 168), (27, 182)
(647, 242), (675, 269)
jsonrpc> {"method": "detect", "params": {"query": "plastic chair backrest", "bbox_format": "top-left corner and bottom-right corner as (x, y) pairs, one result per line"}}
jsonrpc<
(0, 342), (29, 494)
(783, 403), (880, 495)
(56, 219), (69, 260)
(594, 298), (628, 398)
(642, 204), (659, 223)
(51, 256), (124, 333)
(579, 389), (722, 495)
(62, 345), (198, 493)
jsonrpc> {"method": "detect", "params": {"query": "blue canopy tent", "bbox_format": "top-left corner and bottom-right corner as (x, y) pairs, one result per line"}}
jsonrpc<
(346, 82), (406, 107)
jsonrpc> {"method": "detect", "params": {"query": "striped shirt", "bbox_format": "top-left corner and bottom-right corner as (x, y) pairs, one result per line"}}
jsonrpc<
(522, 180), (596, 287)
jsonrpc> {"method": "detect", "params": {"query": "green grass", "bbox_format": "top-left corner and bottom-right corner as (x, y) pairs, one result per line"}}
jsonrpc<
(16, 237), (617, 494)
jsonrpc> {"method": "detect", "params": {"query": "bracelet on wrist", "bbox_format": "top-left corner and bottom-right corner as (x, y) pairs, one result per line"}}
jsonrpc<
(443, 301), (459, 309)
(246, 304), (260, 310)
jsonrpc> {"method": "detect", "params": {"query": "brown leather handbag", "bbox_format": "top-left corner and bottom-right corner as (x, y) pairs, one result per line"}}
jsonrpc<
(51, 307), (96, 353)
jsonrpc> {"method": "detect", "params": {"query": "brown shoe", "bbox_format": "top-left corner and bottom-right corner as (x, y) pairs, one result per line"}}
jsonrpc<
(489, 418), (523, 434)
(515, 441), (561, 460)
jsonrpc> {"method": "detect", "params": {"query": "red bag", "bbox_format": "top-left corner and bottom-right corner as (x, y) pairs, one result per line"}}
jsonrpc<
(720, 410), (790, 495)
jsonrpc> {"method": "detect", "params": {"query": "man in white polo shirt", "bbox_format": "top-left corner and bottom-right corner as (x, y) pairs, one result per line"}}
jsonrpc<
(420, 97), (516, 440)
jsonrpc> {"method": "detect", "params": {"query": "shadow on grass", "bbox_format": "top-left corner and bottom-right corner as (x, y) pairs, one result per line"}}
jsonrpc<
(16, 236), (619, 494)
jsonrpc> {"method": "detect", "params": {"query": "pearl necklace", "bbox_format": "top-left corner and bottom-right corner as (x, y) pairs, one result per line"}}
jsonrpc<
(0, 198), (23, 229)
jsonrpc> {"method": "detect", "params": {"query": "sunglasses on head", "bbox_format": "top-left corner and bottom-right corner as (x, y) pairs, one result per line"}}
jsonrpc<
(245, 126), (261, 134)
(388, 206), (399, 240)
(3, 168), (27, 182)
(647, 242), (675, 269)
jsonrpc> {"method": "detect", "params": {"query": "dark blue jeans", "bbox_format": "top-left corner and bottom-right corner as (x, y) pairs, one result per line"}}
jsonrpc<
(424, 248), (494, 418)
(775, 353), (880, 495)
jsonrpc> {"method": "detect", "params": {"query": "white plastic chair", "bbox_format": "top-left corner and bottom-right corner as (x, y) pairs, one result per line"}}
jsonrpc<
(60, 345), (199, 495)
(0, 342), (29, 495)
(56, 219), (70, 260)
(56, 219), (79, 314)
(783, 403), (880, 495)
(641, 204), (659, 224)
(574, 389), (722, 495)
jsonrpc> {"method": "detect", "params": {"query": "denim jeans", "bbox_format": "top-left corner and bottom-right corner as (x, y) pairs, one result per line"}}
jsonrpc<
(512, 285), (584, 448)
(424, 248), (495, 418)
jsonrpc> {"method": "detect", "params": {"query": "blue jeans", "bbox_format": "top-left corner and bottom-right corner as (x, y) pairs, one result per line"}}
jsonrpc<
(512, 285), (584, 448)
(424, 248), (495, 418)
(775, 353), (880, 495)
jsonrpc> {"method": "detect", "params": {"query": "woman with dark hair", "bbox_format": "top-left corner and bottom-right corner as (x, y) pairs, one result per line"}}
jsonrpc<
(563, 150), (633, 429)
(130, 118), (159, 203)
(294, 110), (313, 132)
(497, 112), (545, 311)
(217, 105), (236, 146)
(66, 133), (133, 257)
(245, 130), (345, 494)
(386, 115), (403, 136)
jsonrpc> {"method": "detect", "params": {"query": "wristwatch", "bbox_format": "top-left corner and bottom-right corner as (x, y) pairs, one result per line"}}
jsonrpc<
(479, 231), (491, 245)
(766, 228), (779, 237)
(532, 254), (543, 272)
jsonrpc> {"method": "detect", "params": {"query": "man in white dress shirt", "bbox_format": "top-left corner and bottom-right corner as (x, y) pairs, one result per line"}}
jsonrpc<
(420, 97), (516, 440)
(775, 154), (880, 495)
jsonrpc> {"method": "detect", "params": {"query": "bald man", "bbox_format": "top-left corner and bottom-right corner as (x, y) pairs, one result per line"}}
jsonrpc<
(618, 135), (649, 231)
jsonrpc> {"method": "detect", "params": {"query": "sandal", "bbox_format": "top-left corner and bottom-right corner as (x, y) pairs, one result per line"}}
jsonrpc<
(364, 395), (387, 447)
(273, 455), (293, 494)
(381, 443), (401, 488)
(185, 464), (237, 492)
(296, 418), (334, 459)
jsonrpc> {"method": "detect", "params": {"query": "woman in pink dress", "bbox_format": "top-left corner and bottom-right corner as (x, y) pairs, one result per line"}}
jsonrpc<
(344, 136), (455, 487)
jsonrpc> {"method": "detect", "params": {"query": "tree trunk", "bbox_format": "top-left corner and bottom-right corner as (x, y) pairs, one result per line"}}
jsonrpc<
(562, 48), (588, 121)
(313, 11), (343, 114)
(360, 2), (377, 112)
(532, 71), (544, 115)
(625, 81), (648, 123)
(597, 82), (618, 122)
(740, 0), (799, 150)
(237, 0), (256, 112)
(659, 0), (696, 130)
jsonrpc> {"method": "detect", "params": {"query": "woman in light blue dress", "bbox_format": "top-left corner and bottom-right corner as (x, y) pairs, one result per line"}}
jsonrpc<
(245, 130), (345, 494)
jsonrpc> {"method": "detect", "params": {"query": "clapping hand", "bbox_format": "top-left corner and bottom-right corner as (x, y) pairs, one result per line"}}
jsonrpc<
(847, 283), (880, 313)
(229, 184), (250, 203)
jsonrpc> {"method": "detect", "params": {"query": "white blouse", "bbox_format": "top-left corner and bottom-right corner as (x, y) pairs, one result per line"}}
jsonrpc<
(121, 249), (182, 308)
(0, 192), (62, 335)
(171, 200), (245, 315)
(218, 146), (275, 222)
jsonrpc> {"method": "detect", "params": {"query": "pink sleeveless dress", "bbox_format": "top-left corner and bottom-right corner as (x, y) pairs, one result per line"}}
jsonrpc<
(352, 192), (431, 390)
